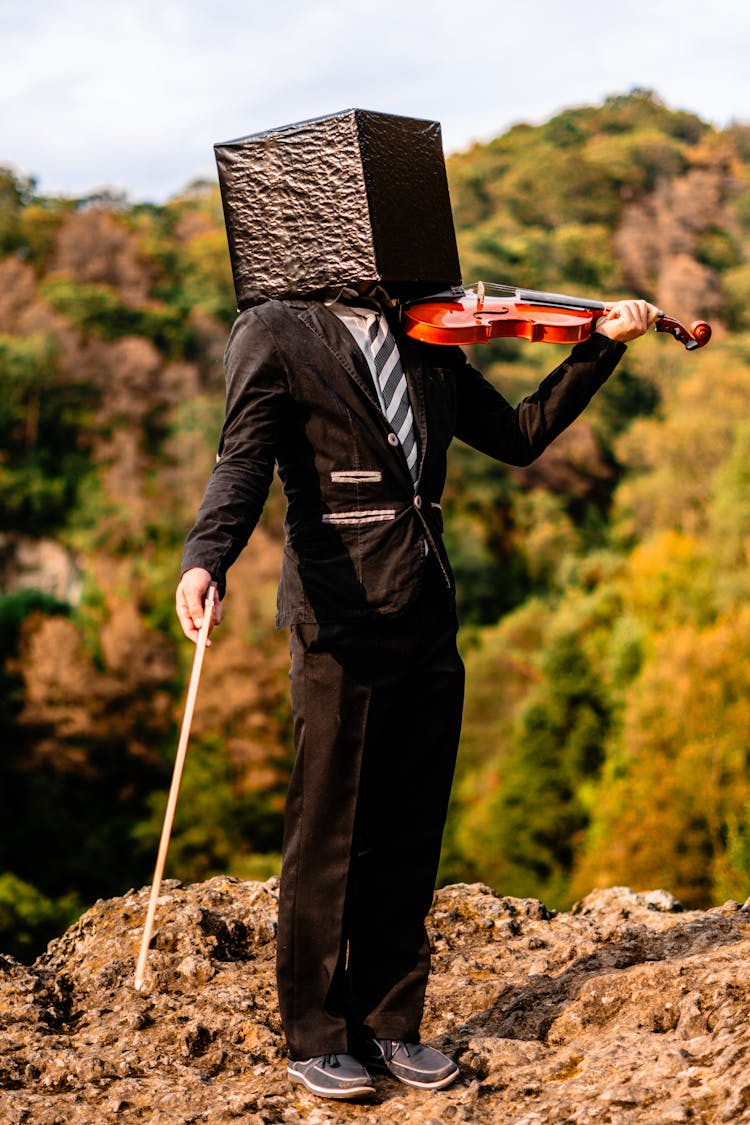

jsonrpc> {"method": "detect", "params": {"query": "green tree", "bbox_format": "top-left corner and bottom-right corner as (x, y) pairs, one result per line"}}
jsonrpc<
(0, 333), (97, 532)
(0, 873), (81, 961)
(455, 629), (612, 906)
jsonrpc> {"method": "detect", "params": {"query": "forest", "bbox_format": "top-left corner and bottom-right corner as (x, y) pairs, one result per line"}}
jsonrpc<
(2, 89), (750, 959)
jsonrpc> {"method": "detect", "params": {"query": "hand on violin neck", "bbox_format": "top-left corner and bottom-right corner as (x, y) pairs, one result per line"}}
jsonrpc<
(594, 299), (661, 343)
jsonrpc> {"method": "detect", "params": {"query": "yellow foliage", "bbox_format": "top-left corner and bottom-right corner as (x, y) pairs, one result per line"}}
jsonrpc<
(614, 342), (750, 539)
(572, 607), (750, 906)
(620, 529), (714, 628)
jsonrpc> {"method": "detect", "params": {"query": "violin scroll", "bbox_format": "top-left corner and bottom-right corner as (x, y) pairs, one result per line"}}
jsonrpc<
(655, 315), (711, 350)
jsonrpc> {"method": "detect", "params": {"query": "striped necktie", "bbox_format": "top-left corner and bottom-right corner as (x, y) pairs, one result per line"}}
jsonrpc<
(368, 313), (419, 483)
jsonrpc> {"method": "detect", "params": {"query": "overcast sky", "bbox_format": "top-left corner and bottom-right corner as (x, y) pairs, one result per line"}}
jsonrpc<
(2, 0), (748, 202)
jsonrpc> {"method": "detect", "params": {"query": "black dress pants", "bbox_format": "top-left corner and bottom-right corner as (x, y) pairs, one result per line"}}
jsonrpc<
(276, 567), (465, 1060)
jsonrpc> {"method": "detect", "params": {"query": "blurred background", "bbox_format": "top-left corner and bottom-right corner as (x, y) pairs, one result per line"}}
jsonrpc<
(2, 1), (750, 960)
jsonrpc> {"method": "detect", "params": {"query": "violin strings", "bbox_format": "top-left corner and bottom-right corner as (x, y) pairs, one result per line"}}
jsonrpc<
(471, 281), (608, 312)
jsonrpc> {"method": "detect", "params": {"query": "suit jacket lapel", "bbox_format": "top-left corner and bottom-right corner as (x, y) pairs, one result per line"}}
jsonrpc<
(293, 302), (380, 407)
(294, 300), (425, 484)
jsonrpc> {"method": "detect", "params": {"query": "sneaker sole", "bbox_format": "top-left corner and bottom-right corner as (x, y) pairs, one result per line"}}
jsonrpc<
(364, 1059), (460, 1090)
(288, 1068), (375, 1100)
(392, 1068), (460, 1090)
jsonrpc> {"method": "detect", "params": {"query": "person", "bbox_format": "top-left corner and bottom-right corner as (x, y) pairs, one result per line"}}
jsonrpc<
(176, 285), (658, 1100)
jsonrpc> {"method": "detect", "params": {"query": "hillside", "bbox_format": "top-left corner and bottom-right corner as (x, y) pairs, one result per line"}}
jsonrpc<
(2, 89), (750, 959)
(2, 878), (750, 1124)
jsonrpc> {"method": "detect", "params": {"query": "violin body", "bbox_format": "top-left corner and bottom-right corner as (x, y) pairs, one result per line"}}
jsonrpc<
(402, 284), (712, 351)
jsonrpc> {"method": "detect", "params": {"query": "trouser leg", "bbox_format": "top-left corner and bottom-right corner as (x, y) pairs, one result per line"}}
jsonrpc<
(276, 622), (371, 1060)
(276, 589), (464, 1059)
(346, 598), (465, 1040)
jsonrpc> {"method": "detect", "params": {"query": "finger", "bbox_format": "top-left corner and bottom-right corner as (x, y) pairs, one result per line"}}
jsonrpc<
(190, 574), (216, 624)
(175, 571), (213, 642)
(605, 302), (629, 323)
(602, 305), (630, 333)
(204, 587), (223, 643)
(624, 299), (660, 329)
(190, 588), (210, 628)
(175, 586), (201, 643)
(622, 301), (646, 333)
(633, 300), (653, 329)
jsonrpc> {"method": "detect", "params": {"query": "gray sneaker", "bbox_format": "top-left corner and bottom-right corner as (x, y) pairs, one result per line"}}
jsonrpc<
(357, 1038), (459, 1089)
(287, 1052), (376, 1099)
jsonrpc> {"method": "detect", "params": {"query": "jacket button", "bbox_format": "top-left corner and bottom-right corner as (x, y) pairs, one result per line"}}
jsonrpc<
(387, 432), (399, 446)
(414, 494), (422, 509)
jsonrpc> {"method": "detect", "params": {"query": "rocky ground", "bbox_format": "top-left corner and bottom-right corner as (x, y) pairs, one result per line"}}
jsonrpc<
(1, 877), (750, 1124)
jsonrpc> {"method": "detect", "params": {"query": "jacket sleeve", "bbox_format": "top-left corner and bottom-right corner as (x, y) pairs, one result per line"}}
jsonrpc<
(180, 309), (290, 595)
(452, 332), (626, 466)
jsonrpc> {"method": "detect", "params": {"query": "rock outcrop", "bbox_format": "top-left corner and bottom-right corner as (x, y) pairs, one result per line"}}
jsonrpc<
(2, 878), (750, 1124)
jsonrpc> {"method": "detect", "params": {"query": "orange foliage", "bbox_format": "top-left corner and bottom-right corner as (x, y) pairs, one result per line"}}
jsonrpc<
(49, 209), (154, 307)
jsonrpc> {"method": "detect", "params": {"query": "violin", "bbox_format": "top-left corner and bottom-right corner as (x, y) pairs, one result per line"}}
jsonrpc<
(402, 282), (712, 351)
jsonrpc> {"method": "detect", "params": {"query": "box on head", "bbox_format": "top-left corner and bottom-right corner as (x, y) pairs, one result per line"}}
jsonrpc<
(214, 108), (461, 309)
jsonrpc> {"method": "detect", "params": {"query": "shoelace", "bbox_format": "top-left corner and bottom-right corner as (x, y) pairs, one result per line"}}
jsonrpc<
(383, 1039), (413, 1060)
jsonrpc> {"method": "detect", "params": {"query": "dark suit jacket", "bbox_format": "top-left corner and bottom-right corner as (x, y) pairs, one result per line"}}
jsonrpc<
(181, 299), (625, 624)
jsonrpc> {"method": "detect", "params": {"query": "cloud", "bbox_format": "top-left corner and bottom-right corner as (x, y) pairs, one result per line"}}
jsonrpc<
(1, 0), (749, 200)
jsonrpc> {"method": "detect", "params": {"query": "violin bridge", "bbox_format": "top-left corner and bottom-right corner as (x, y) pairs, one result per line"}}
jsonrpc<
(476, 280), (485, 311)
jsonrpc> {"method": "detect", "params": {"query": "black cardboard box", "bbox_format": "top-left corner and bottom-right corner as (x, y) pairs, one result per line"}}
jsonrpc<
(215, 108), (461, 308)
